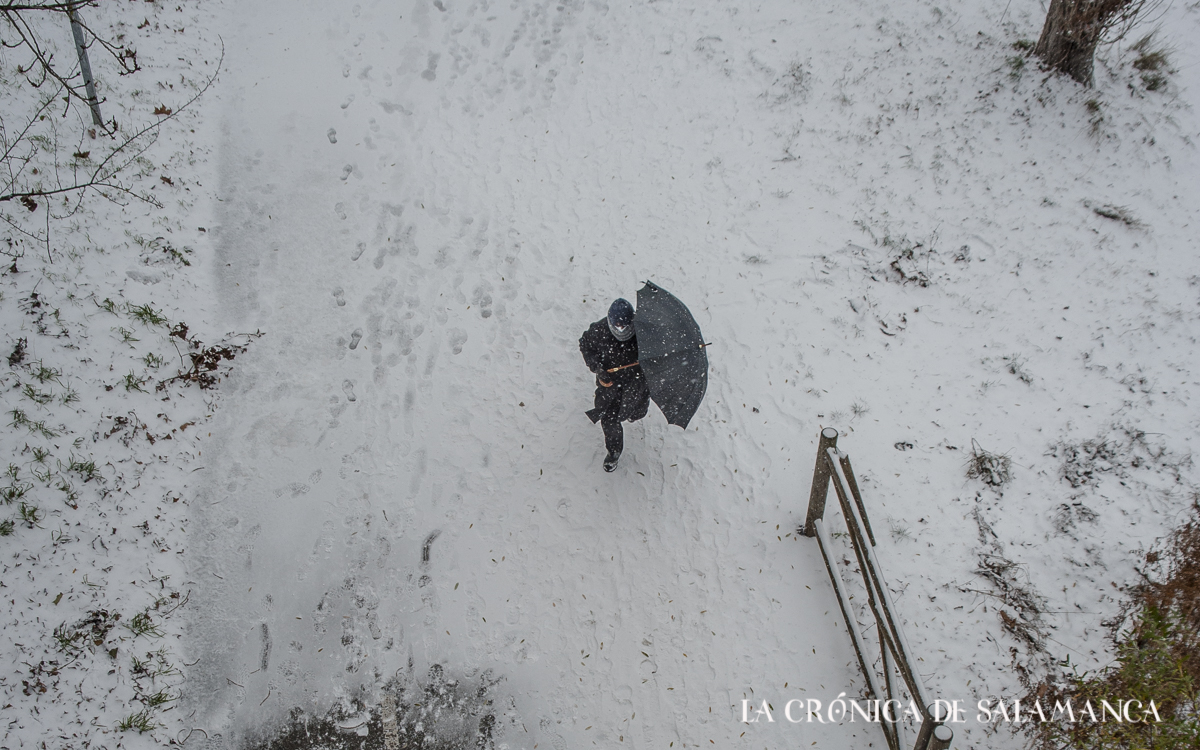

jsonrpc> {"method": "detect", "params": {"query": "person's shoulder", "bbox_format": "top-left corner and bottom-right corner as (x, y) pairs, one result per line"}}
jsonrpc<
(584, 318), (608, 336)
(580, 318), (608, 348)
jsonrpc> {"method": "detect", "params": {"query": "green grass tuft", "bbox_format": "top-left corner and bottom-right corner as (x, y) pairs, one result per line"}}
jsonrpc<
(115, 327), (140, 345)
(21, 384), (53, 405)
(1007, 55), (1025, 80)
(66, 456), (98, 482)
(18, 502), (40, 528)
(116, 709), (156, 733)
(29, 361), (62, 384)
(126, 611), (163, 638)
(142, 352), (166, 369)
(122, 372), (149, 393)
(127, 303), (168, 327)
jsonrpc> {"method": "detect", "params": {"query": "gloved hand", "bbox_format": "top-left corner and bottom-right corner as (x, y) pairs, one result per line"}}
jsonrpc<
(595, 372), (614, 387)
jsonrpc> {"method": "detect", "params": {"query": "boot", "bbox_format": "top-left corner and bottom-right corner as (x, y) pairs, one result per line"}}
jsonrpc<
(603, 451), (620, 472)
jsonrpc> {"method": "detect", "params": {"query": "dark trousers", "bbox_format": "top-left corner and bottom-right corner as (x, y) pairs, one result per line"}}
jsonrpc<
(601, 412), (623, 457)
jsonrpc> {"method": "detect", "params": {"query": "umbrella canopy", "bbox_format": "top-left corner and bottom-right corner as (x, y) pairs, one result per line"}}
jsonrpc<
(634, 281), (708, 429)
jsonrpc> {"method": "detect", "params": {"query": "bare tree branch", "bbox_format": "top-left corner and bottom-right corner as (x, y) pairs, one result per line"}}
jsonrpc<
(0, 41), (223, 207)
(1, 17), (223, 262)
(0, 2), (95, 11)
(0, 89), (60, 167)
(1, 2), (138, 124)
(68, 10), (137, 75)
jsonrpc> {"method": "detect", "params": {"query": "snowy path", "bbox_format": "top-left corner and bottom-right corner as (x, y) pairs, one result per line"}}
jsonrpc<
(184, 1), (860, 747)
(180, 1), (1200, 748)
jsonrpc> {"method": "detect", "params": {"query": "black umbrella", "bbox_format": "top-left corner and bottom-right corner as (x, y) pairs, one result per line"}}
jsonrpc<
(630, 281), (709, 429)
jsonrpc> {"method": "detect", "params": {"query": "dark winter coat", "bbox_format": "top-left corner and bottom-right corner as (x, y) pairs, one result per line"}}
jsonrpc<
(579, 318), (650, 424)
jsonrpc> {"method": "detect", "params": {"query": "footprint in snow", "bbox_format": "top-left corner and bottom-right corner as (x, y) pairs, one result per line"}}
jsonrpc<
(341, 94), (355, 109)
(351, 242), (365, 261)
(538, 718), (568, 750)
(448, 328), (467, 354)
(472, 282), (493, 318)
(332, 287), (346, 307)
(327, 128), (337, 144)
(340, 164), (354, 181)
(421, 53), (439, 81)
(418, 571), (439, 617)
(421, 529), (441, 567)
(329, 394), (347, 421)
(342, 380), (357, 402)
(334, 202), (347, 220)
(379, 101), (412, 115)
(349, 329), (363, 349)
(639, 656), (658, 678)
(260, 622), (271, 670)
(274, 482), (310, 498)
(372, 225), (415, 269)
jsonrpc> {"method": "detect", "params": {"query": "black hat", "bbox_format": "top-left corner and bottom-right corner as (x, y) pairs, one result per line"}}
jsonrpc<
(608, 298), (635, 341)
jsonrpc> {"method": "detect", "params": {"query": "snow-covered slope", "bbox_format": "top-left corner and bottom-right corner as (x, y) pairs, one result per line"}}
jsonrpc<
(1, 1), (226, 746)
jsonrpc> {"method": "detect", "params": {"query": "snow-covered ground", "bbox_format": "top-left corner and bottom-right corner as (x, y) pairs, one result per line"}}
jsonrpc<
(4, 0), (1200, 748)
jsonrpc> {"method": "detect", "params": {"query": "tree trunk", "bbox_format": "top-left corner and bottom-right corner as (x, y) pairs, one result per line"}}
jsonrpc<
(1034, 0), (1135, 87)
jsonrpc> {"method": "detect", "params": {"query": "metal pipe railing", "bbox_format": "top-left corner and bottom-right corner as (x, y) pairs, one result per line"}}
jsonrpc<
(803, 430), (952, 750)
(813, 515), (900, 749)
(828, 447), (928, 709)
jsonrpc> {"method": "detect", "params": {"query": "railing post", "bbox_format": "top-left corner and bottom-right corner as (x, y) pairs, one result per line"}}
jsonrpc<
(803, 427), (839, 537)
(68, 7), (104, 128)
(913, 703), (952, 750)
(927, 725), (953, 750)
(838, 450), (877, 546)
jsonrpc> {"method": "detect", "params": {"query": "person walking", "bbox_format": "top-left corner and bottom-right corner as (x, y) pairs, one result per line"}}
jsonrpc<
(579, 298), (649, 472)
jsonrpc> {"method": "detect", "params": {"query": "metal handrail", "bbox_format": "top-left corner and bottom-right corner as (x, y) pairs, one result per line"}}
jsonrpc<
(803, 429), (952, 750)
(829, 447), (928, 709)
(813, 518), (886, 702)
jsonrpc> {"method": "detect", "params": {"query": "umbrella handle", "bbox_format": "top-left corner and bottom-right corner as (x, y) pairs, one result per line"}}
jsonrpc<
(605, 343), (712, 372)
